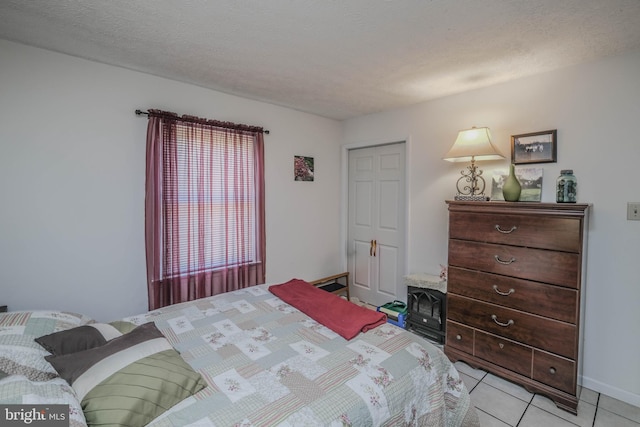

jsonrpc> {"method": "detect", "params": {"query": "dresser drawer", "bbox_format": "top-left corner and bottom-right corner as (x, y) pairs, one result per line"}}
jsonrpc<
(447, 294), (576, 359)
(448, 240), (580, 288)
(533, 350), (576, 394)
(475, 330), (532, 377)
(448, 267), (578, 323)
(449, 211), (582, 252)
(446, 321), (473, 354)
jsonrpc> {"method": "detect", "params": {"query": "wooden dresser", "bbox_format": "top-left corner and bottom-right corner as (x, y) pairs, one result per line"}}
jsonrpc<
(444, 201), (589, 414)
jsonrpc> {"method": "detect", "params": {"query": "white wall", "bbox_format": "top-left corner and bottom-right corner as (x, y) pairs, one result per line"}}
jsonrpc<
(342, 49), (640, 407)
(0, 40), (343, 322)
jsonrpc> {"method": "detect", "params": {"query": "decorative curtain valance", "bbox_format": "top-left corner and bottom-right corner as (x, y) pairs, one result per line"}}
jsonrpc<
(146, 109), (267, 134)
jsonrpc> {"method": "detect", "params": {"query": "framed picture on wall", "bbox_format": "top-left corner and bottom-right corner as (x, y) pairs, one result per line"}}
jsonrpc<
(511, 129), (557, 164)
(294, 156), (314, 181)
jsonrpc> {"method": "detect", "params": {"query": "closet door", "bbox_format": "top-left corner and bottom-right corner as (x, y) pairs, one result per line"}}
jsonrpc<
(348, 142), (405, 307)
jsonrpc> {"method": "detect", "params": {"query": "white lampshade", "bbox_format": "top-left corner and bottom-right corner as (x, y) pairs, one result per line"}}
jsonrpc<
(443, 127), (505, 162)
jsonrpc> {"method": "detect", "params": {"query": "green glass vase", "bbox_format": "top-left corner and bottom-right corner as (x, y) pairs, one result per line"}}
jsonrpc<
(502, 164), (521, 202)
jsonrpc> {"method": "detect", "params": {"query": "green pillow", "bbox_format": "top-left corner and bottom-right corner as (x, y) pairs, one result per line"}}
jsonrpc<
(46, 322), (206, 426)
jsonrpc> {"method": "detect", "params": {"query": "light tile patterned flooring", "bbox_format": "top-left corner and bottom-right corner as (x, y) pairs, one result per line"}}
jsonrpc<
(455, 361), (640, 427)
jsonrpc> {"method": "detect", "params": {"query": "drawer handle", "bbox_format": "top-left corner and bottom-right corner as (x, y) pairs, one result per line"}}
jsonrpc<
(456, 334), (462, 340)
(549, 367), (557, 375)
(495, 225), (517, 234)
(493, 285), (515, 296)
(491, 314), (514, 327)
(494, 255), (516, 265)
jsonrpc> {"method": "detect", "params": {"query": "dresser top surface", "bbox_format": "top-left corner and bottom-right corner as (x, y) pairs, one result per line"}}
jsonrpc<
(446, 200), (590, 216)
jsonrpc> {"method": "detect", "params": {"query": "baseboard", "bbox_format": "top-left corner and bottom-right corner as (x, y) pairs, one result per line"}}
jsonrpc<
(580, 375), (640, 408)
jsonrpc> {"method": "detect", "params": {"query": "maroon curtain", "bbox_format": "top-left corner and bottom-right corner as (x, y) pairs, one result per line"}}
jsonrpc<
(145, 110), (266, 310)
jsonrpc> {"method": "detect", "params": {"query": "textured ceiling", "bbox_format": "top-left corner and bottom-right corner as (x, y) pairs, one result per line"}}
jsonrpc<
(1, 1), (640, 120)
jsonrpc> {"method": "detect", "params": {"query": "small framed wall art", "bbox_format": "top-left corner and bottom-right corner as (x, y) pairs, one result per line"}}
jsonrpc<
(511, 129), (557, 164)
(294, 155), (314, 181)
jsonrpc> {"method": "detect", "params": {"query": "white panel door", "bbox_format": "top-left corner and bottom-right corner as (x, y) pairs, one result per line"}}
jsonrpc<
(348, 142), (405, 307)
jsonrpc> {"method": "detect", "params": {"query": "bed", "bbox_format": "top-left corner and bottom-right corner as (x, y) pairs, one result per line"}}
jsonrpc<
(0, 278), (479, 426)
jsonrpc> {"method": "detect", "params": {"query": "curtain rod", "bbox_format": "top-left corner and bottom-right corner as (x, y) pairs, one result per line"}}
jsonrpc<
(135, 109), (269, 134)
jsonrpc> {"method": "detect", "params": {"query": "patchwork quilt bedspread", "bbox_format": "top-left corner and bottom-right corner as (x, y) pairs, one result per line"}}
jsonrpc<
(0, 284), (479, 426)
(124, 284), (479, 426)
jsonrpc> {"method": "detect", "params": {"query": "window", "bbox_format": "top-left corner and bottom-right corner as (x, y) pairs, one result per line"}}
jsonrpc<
(166, 125), (257, 273)
(145, 110), (265, 309)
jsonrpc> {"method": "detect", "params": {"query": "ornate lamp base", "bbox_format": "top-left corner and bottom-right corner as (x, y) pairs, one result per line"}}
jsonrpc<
(452, 157), (491, 201)
(454, 194), (490, 201)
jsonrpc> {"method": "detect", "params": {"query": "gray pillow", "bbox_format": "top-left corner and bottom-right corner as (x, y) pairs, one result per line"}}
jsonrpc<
(35, 322), (134, 356)
(46, 322), (206, 426)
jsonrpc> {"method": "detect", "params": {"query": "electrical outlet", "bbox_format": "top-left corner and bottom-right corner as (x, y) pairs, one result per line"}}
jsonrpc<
(628, 203), (640, 221)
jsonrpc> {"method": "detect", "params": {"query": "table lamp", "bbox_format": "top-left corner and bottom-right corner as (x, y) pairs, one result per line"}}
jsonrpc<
(443, 127), (504, 200)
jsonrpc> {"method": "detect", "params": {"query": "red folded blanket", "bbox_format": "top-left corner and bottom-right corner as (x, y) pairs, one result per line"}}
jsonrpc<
(269, 278), (387, 340)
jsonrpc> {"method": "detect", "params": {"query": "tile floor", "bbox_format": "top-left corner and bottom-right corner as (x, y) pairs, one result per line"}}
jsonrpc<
(455, 361), (640, 427)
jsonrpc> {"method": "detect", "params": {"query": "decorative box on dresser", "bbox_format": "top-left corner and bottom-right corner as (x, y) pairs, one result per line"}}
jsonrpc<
(444, 201), (590, 414)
